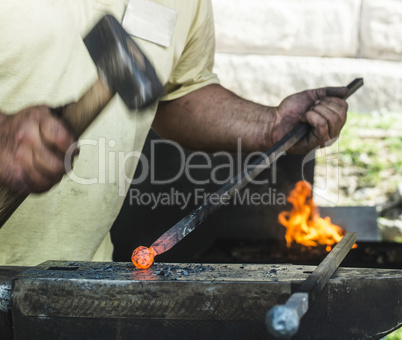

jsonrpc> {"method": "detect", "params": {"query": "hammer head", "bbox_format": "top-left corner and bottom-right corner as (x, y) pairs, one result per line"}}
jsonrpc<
(84, 15), (164, 109)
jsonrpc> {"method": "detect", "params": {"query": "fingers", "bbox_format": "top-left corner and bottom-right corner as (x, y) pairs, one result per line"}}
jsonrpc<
(40, 112), (76, 155)
(38, 112), (78, 177)
(32, 141), (66, 180)
(23, 152), (63, 193)
(305, 96), (348, 143)
(33, 110), (76, 192)
(0, 105), (77, 193)
(307, 87), (349, 101)
(287, 87), (349, 154)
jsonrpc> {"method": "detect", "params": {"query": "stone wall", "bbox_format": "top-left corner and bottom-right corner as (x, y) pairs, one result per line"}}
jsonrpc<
(212, 0), (402, 114)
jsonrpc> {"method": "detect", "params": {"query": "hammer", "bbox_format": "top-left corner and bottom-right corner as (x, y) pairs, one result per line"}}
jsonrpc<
(0, 15), (164, 228)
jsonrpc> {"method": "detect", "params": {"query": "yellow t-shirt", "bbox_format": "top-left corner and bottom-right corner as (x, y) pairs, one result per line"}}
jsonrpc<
(0, 0), (219, 266)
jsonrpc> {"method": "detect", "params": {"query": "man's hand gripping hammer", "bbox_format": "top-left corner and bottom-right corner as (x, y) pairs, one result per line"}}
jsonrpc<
(0, 15), (164, 227)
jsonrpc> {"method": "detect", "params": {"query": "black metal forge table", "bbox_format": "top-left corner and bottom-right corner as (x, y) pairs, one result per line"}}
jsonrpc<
(1, 261), (401, 339)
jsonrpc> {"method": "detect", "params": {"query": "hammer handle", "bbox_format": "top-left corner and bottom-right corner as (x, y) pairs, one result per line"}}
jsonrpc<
(0, 78), (114, 228)
(60, 77), (114, 136)
(0, 190), (28, 228)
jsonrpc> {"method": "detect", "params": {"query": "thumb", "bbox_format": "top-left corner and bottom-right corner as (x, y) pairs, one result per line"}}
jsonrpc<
(324, 86), (349, 99)
(297, 86), (347, 123)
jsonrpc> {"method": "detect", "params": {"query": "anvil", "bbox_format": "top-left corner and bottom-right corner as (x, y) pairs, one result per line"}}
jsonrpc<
(1, 261), (401, 339)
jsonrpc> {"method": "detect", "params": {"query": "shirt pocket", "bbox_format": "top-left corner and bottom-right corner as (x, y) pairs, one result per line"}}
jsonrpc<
(94, 0), (129, 21)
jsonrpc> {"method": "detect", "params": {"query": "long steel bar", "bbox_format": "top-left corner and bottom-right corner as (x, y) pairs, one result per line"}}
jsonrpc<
(151, 79), (364, 255)
(265, 232), (357, 338)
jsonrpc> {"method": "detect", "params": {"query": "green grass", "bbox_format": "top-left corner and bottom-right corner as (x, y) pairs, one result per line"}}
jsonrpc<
(317, 111), (402, 189)
(386, 327), (402, 340)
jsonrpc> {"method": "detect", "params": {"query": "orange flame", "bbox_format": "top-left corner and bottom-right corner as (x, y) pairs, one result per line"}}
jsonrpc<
(131, 246), (157, 269)
(278, 181), (346, 251)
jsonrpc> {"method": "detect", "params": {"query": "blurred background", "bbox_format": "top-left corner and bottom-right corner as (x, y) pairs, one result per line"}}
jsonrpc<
(212, 0), (402, 244)
(212, 2), (402, 338)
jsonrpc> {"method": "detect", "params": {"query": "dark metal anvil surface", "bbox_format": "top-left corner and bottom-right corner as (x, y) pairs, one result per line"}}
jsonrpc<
(1, 261), (402, 339)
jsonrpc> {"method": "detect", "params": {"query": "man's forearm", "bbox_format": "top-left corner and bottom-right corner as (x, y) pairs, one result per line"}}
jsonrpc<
(153, 84), (274, 153)
(153, 83), (348, 155)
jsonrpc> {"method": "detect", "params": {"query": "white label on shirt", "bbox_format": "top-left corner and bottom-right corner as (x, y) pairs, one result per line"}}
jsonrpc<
(123, 0), (179, 47)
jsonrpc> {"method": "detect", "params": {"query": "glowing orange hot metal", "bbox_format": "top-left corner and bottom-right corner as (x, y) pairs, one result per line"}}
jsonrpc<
(131, 233), (179, 269)
(131, 246), (157, 269)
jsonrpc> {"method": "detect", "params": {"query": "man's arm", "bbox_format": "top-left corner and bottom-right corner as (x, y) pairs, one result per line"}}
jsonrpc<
(0, 106), (76, 193)
(153, 84), (348, 154)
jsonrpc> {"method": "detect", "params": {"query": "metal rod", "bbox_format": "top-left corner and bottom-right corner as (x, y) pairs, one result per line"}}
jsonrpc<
(265, 232), (357, 338)
(151, 79), (364, 256)
(151, 122), (308, 255)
